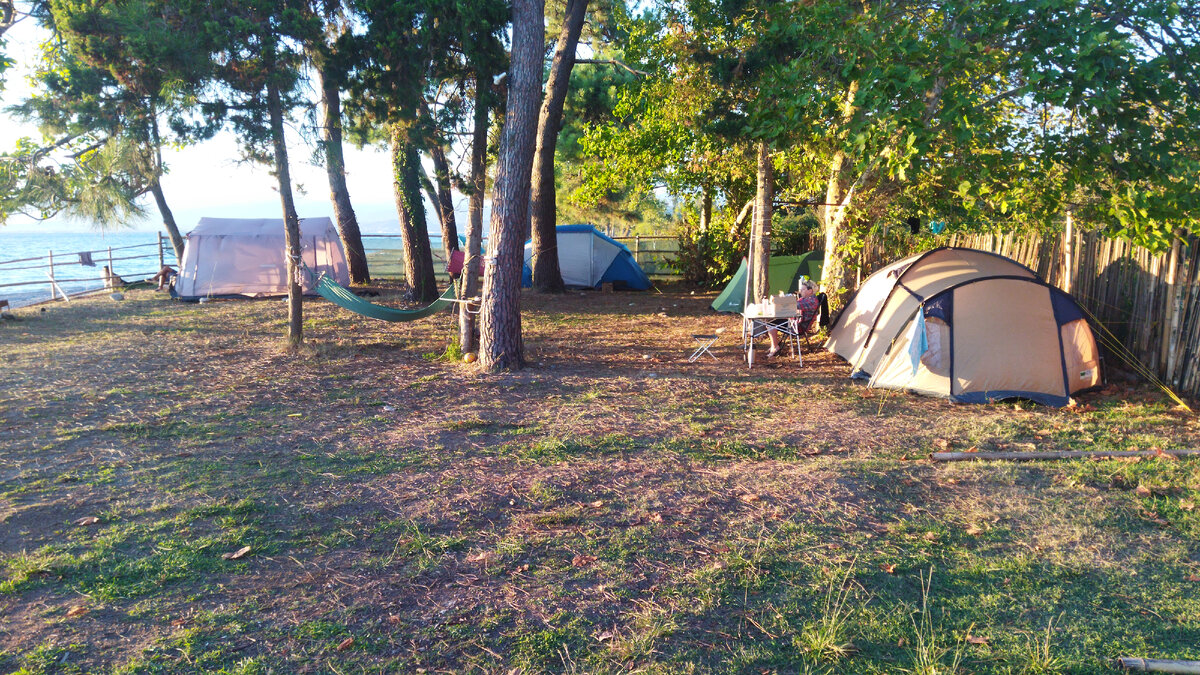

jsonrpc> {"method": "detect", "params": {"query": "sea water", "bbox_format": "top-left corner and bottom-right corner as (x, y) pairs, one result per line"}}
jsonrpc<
(0, 230), (167, 308)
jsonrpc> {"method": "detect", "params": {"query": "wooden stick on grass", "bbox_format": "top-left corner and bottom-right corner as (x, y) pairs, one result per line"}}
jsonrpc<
(1116, 657), (1200, 674)
(932, 449), (1200, 462)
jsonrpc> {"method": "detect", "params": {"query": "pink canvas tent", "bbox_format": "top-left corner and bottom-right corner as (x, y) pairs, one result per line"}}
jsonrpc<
(174, 217), (350, 300)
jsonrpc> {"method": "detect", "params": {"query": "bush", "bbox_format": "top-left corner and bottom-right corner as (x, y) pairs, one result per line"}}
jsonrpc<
(773, 210), (821, 256)
(671, 209), (744, 286)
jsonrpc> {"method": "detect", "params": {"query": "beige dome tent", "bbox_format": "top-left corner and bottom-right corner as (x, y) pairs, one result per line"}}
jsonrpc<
(174, 217), (350, 301)
(825, 247), (1101, 407)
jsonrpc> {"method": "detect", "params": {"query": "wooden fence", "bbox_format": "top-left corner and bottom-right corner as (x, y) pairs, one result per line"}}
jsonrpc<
(859, 229), (1199, 400)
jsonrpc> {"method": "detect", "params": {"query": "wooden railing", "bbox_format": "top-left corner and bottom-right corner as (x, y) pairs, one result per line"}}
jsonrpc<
(0, 235), (172, 307)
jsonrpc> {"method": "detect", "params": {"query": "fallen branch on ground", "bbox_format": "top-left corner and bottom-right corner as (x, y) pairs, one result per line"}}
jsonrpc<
(1116, 657), (1200, 673)
(932, 449), (1200, 462)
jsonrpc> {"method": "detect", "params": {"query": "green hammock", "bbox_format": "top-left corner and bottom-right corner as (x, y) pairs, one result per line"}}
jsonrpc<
(312, 273), (457, 322)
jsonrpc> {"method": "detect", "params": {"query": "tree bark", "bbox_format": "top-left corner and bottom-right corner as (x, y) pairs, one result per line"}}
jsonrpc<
(699, 186), (712, 233)
(430, 140), (459, 262)
(318, 61), (370, 284)
(529, 0), (588, 294)
(750, 141), (772, 303)
(479, 0), (544, 372)
(390, 123), (439, 303)
(146, 103), (183, 265)
(266, 77), (304, 349)
(820, 81), (861, 310)
(148, 179), (184, 264)
(459, 66), (490, 354)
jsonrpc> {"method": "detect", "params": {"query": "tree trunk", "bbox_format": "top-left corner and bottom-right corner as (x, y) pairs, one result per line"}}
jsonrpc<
(821, 184), (856, 311)
(820, 81), (861, 311)
(529, 0), (588, 293)
(318, 62), (370, 284)
(479, 0), (543, 372)
(699, 186), (712, 233)
(460, 66), (490, 354)
(148, 179), (184, 264)
(750, 141), (772, 303)
(390, 123), (439, 303)
(430, 141), (459, 261)
(267, 77), (304, 349)
(146, 103), (184, 265)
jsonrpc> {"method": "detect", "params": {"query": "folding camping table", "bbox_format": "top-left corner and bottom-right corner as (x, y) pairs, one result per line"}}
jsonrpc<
(742, 308), (802, 369)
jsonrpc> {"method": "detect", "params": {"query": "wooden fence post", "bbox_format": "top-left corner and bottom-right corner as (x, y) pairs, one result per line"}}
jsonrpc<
(1062, 208), (1073, 293)
(48, 249), (56, 301)
(158, 233), (165, 269)
(1163, 228), (1185, 385)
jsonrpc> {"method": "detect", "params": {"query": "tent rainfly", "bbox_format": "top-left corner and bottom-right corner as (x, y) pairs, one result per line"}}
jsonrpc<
(522, 225), (652, 290)
(825, 247), (1101, 407)
(710, 252), (823, 313)
(173, 217), (350, 301)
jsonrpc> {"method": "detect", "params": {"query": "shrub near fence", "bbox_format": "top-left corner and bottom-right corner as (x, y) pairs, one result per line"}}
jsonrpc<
(859, 229), (1200, 400)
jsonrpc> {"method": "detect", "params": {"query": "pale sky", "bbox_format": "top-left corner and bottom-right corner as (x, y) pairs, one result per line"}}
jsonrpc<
(0, 18), (462, 235)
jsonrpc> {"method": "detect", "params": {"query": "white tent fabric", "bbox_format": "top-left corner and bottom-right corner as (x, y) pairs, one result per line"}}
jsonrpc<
(174, 217), (350, 299)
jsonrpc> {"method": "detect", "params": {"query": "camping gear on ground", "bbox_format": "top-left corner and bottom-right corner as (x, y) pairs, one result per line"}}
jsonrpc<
(825, 247), (1102, 407)
(173, 217), (350, 301)
(521, 224), (652, 290)
(711, 251), (823, 313)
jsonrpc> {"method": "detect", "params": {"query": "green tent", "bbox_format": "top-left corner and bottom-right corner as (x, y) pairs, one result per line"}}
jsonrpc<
(710, 252), (823, 313)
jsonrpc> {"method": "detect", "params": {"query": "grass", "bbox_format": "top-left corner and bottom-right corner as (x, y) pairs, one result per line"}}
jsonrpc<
(0, 282), (1197, 673)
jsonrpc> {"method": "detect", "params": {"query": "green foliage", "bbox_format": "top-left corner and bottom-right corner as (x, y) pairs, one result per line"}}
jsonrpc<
(671, 206), (742, 286)
(773, 210), (820, 256)
(581, 0), (1200, 259)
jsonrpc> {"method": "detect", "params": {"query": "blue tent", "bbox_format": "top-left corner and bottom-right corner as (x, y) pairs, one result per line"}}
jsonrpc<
(522, 225), (652, 290)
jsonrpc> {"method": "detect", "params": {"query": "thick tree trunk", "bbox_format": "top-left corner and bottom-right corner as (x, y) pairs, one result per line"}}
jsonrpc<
(318, 62), (369, 284)
(267, 78), (304, 349)
(479, 0), (544, 371)
(699, 186), (712, 233)
(430, 141), (459, 261)
(148, 179), (184, 264)
(820, 82), (861, 311)
(821, 178), (856, 311)
(390, 123), (439, 303)
(750, 141), (772, 303)
(460, 67), (491, 354)
(529, 0), (588, 293)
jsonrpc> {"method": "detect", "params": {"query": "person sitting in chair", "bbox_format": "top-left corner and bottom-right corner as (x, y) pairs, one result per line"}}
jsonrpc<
(766, 279), (821, 359)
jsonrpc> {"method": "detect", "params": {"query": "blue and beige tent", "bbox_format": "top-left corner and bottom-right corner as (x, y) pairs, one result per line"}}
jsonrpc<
(522, 225), (652, 290)
(710, 252), (823, 313)
(825, 247), (1102, 407)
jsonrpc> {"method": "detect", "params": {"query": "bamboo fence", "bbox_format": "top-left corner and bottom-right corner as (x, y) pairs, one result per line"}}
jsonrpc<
(858, 229), (1200, 400)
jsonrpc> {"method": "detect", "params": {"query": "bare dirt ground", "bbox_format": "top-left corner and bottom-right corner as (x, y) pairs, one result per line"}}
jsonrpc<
(0, 283), (1197, 674)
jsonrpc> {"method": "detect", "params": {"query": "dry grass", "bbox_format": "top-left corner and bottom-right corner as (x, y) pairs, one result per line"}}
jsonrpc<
(0, 283), (1197, 674)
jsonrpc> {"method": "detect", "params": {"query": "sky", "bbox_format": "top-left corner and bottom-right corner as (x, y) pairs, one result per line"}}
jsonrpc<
(0, 17), (465, 235)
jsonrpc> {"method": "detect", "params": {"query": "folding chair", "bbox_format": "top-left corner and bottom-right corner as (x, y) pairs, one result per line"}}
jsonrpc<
(688, 333), (720, 362)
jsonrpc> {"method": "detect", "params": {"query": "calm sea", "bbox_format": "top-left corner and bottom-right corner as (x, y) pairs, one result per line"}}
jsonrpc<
(0, 230), (168, 308)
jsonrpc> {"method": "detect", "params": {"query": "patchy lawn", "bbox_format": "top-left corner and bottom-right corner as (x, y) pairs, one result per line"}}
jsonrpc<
(0, 283), (1197, 674)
